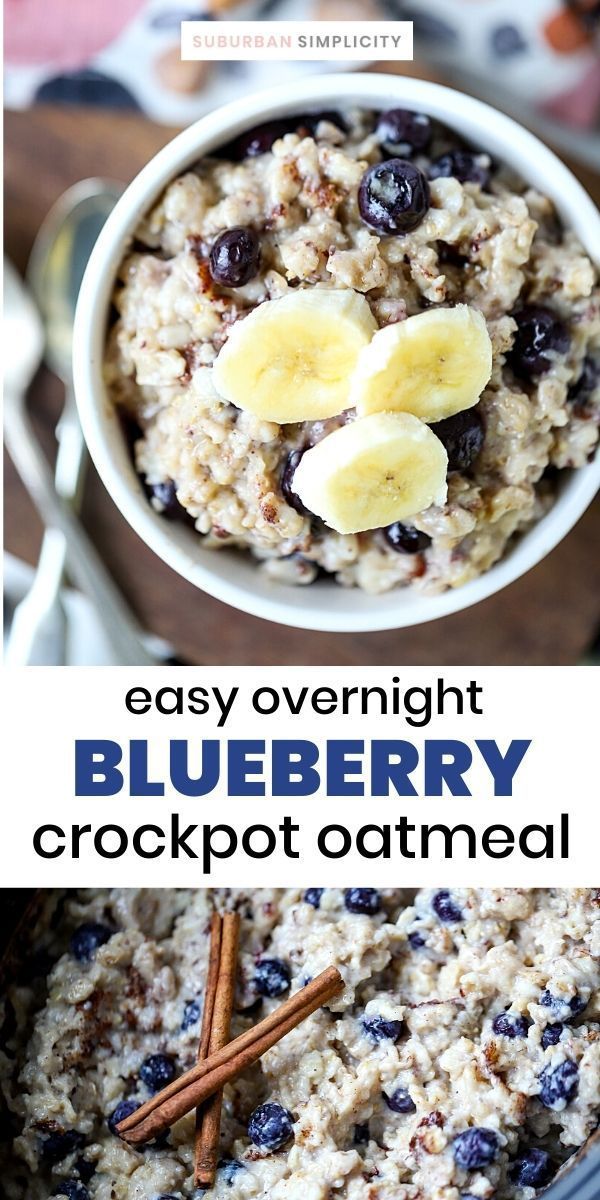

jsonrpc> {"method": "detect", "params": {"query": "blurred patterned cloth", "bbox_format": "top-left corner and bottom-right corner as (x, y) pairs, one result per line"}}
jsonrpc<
(4, 0), (599, 161)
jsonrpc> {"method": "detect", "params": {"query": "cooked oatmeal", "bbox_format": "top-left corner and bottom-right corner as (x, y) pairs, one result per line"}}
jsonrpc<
(1, 888), (599, 1199)
(104, 108), (600, 594)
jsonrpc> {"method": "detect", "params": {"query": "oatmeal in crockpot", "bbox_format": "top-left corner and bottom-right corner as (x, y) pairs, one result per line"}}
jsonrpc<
(104, 107), (600, 593)
(1, 888), (599, 1199)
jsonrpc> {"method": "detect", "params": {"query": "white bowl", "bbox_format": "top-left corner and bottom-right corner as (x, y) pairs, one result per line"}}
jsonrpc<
(73, 72), (600, 634)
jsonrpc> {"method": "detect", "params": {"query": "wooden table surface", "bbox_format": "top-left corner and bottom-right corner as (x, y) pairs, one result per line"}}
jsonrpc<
(5, 88), (600, 666)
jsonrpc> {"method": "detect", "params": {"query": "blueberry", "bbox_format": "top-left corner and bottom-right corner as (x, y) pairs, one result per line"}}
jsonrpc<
(209, 226), (261, 288)
(147, 479), (186, 519)
(74, 1159), (95, 1185)
(430, 408), (485, 472)
(492, 1011), (530, 1039)
(453, 1127), (499, 1170)
(361, 1015), (404, 1043)
(139, 1054), (177, 1094)
(53, 1184), (89, 1200)
(510, 1148), (553, 1188)
(540, 990), (586, 1021)
(228, 118), (297, 159)
(568, 356), (599, 415)
(218, 1157), (245, 1184)
(281, 450), (309, 515)
(254, 959), (291, 998)
(108, 1099), (140, 1135)
(247, 1101), (294, 1150)
(384, 523), (431, 554)
(384, 1087), (417, 1113)
(354, 1123), (370, 1145)
(303, 888), (324, 909)
(40, 1130), (85, 1164)
(358, 159), (430, 235)
(408, 931), (426, 949)
(509, 305), (570, 379)
(542, 1023), (564, 1050)
(70, 923), (113, 963)
(491, 24), (528, 57)
(344, 888), (381, 915)
(181, 999), (201, 1031)
(376, 108), (432, 157)
(300, 110), (346, 136)
(539, 1059), (579, 1109)
(432, 890), (463, 924)
(429, 151), (490, 188)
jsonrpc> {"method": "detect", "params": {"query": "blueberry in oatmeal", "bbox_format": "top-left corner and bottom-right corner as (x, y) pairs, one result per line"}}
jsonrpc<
(432, 889), (463, 923)
(181, 998), (201, 1030)
(361, 1015), (405, 1043)
(108, 1099), (140, 1135)
(429, 408), (485, 472)
(384, 522), (431, 554)
(344, 888), (381, 915)
(428, 149), (491, 188)
(492, 1011), (531, 1038)
(568, 355), (599, 414)
(247, 1102), (294, 1150)
(540, 989), (586, 1020)
(254, 958), (291, 997)
(2, 888), (599, 1200)
(539, 1058), (579, 1109)
(358, 158), (431, 234)
(209, 226), (261, 288)
(41, 1131), (85, 1164)
(508, 305), (571, 379)
(104, 108), (599, 595)
(70, 923), (112, 962)
(542, 1022), (564, 1049)
(408, 930), (426, 948)
(139, 1053), (177, 1093)
(218, 1157), (245, 1184)
(375, 108), (433, 157)
(147, 479), (185, 518)
(303, 887), (324, 908)
(453, 1127), (499, 1170)
(383, 1086), (416, 1113)
(228, 118), (298, 160)
(53, 1184), (89, 1200)
(281, 450), (310, 515)
(510, 1148), (553, 1187)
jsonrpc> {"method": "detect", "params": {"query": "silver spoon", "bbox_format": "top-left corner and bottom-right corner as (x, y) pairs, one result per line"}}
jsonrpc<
(6, 181), (121, 663)
(4, 256), (157, 665)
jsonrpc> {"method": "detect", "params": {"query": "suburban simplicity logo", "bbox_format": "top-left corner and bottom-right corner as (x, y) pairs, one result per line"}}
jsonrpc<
(181, 21), (414, 62)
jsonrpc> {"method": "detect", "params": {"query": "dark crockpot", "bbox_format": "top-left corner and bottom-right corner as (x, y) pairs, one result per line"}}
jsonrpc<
(1, 890), (598, 1197)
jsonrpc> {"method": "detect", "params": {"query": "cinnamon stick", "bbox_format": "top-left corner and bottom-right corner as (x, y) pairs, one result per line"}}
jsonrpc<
(198, 913), (223, 1060)
(118, 966), (343, 1146)
(195, 912), (239, 1187)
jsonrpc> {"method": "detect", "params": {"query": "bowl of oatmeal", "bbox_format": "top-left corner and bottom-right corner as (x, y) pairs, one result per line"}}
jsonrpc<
(73, 74), (600, 632)
(1, 888), (599, 1199)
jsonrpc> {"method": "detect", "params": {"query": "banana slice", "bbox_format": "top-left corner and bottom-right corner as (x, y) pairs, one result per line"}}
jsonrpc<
(292, 412), (448, 535)
(212, 288), (377, 423)
(350, 304), (492, 423)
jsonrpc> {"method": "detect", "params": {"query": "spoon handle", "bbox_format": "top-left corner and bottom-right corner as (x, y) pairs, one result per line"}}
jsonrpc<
(5, 384), (85, 665)
(4, 389), (157, 666)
